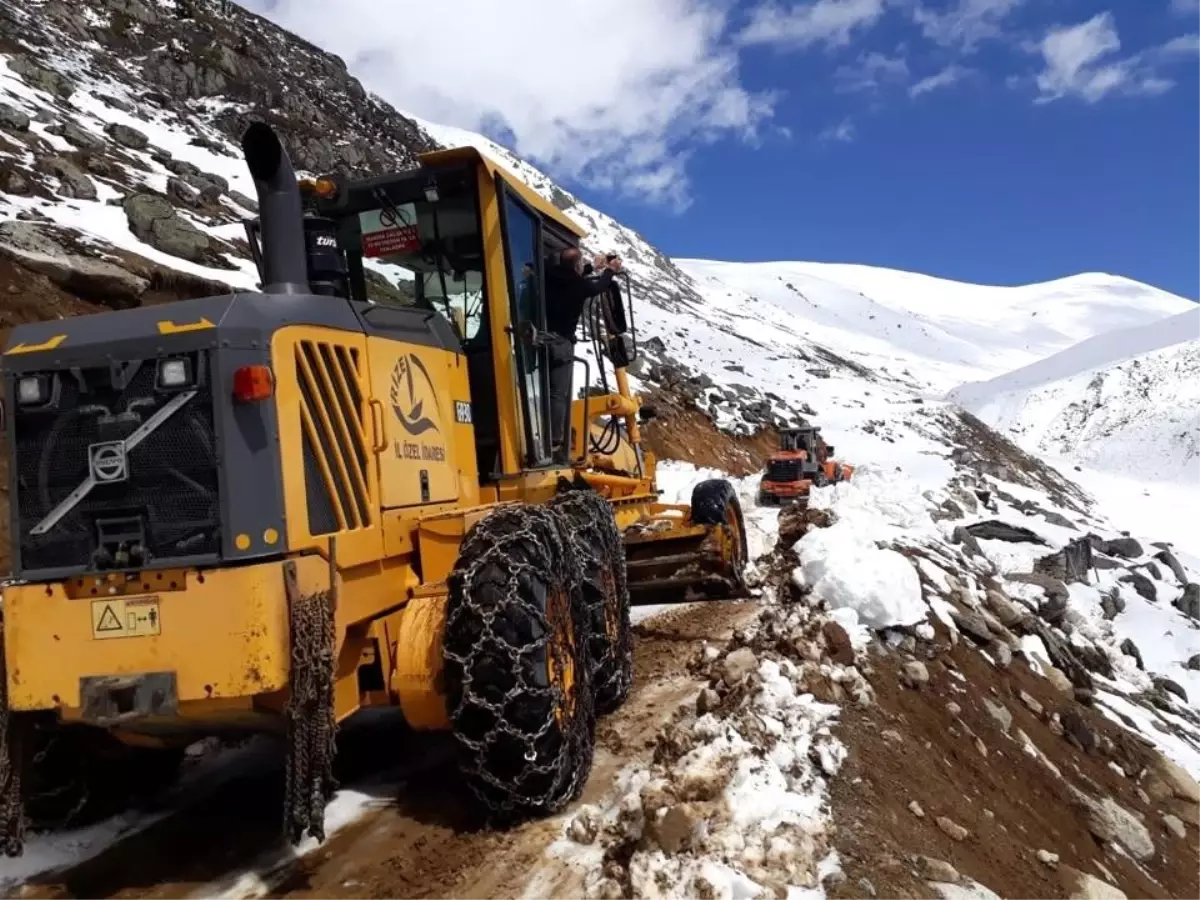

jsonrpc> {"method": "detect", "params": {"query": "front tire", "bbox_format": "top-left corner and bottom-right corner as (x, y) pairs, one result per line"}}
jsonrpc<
(550, 487), (632, 716)
(444, 504), (595, 821)
(691, 479), (749, 592)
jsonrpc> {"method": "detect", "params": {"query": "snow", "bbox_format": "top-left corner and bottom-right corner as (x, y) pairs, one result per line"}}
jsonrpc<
(795, 525), (925, 629)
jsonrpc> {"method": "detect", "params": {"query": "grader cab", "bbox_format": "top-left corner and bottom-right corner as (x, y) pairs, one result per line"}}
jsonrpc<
(0, 122), (747, 855)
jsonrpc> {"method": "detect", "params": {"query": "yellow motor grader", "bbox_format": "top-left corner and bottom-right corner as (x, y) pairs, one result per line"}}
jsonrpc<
(0, 123), (748, 854)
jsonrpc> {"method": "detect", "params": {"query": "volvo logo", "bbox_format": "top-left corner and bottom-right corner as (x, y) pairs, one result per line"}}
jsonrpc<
(89, 441), (128, 484)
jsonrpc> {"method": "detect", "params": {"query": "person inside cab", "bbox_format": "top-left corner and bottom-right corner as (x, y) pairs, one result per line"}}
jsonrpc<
(544, 247), (623, 459)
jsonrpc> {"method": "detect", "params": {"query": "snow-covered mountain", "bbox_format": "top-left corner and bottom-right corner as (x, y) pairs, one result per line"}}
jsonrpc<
(2, 3), (1199, 897)
(951, 307), (1200, 481)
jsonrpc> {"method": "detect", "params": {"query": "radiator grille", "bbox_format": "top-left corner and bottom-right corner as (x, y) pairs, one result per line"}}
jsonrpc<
(13, 357), (218, 572)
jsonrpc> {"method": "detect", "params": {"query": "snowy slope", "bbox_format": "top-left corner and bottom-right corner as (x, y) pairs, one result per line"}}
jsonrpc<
(950, 307), (1200, 482)
(676, 259), (1196, 393)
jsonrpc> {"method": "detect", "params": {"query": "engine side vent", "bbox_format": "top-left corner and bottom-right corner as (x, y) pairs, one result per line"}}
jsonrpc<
(295, 340), (371, 535)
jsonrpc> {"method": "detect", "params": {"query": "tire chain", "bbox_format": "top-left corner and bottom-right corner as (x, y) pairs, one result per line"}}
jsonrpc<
(444, 504), (593, 820)
(0, 613), (26, 858)
(549, 488), (632, 713)
(282, 580), (338, 845)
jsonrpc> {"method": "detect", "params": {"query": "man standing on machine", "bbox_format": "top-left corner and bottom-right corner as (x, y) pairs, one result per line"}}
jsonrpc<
(544, 247), (623, 460)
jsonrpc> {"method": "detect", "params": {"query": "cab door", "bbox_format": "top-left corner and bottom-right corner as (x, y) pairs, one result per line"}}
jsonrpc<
(494, 177), (553, 469)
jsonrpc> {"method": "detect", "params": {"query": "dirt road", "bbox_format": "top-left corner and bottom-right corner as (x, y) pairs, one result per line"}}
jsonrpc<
(13, 600), (759, 900)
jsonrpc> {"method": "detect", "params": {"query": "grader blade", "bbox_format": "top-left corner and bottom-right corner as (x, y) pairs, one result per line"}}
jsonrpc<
(622, 520), (746, 605)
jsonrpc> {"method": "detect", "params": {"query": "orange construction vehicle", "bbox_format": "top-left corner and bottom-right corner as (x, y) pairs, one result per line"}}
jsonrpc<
(756, 425), (853, 506)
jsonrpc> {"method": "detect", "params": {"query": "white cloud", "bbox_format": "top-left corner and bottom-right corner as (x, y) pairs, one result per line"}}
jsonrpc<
(240, 0), (775, 211)
(911, 0), (1024, 52)
(834, 51), (910, 92)
(909, 64), (970, 95)
(818, 117), (857, 141)
(1157, 32), (1200, 56)
(738, 0), (887, 49)
(1034, 12), (1198, 103)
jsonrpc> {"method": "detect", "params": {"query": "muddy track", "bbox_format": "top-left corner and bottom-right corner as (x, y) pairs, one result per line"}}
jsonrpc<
(12, 600), (759, 900)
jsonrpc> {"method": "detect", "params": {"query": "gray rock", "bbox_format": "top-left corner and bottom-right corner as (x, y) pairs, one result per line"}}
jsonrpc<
(950, 525), (984, 557)
(1008, 571), (1070, 600)
(47, 121), (106, 152)
(936, 815), (969, 841)
(1039, 591), (1069, 627)
(164, 157), (201, 178)
(985, 591), (1025, 628)
(1155, 549), (1189, 586)
(1153, 676), (1187, 703)
(0, 167), (31, 195)
(984, 699), (1012, 734)
(122, 193), (213, 263)
(1187, 654), (1200, 671)
(1059, 865), (1127, 900)
(857, 877), (876, 898)
(720, 647), (758, 685)
(0, 102), (31, 131)
(1162, 813), (1186, 840)
(1118, 638), (1144, 670)
(1092, 536), (1144, 559)
(696, 688), (721, 716)
(1036, 848), (1059, 868)
(951, 609), (992, 644)
(105, 121), (149, 150)
(901, 660), (930, 687)
(8, 55), (75, 98)
(1118, 570), (1156, 603)
(1036, 538), (1094, 584)
(908, 800), (926, 817)
(1074, 791), (1155, 861)
(917, 857), (960, 883)
(228, 189), (259, 213)
(992, 642), (1013, 668)
(1061, 708), (1096, 754)
(1019, 690), (1044, 716)
(1047, 667), (1074, 695)
(166, 176), (200, 207)
(33, 156), (96, 201)
(0, 221), (148, 305)
(1153, 754), (1200, 802)
(964, 520), (1046, 543)
(1174, 583), (1200, 620)
(1100, 589), (1125, 620)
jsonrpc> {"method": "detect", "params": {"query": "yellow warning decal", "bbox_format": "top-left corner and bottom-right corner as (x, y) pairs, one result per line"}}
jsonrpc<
(91, 596), (161, 640)
(157, 317), (215, 335)
(3, 334), (67, 355)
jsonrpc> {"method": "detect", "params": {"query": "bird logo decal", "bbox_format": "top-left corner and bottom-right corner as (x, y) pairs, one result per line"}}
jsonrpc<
(389, 354), (440, 436)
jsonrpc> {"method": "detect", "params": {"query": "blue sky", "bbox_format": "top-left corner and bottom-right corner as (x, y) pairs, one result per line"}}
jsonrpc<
(252, 0), (1199, 298)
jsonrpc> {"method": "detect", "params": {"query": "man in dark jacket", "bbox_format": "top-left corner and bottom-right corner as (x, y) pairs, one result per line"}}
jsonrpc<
(544, 247), (622, 457)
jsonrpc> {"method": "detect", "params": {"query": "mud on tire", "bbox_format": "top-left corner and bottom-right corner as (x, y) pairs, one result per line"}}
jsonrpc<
(444, 504), (595, 821)
(550, 486), (632, 716)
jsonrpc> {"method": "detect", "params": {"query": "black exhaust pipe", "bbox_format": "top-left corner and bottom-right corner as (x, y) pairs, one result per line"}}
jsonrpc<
(241, 122), (309, 295)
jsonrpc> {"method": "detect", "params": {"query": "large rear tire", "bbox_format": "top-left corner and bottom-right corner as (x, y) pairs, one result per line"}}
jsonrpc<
(444, 504), (595, 822)
(550, 487), (632, 716)
(691, 479), (749, 592)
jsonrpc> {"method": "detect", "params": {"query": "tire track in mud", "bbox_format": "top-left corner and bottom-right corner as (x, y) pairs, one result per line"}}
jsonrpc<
(10, 600), (759, 900)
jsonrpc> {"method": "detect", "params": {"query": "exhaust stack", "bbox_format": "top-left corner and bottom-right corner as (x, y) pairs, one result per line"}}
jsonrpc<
(241, 122), (309, 295)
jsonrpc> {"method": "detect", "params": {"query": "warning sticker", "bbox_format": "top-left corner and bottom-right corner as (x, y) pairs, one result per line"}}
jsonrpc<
(91, 596), (161, 640)
(360, 205), (420, 258)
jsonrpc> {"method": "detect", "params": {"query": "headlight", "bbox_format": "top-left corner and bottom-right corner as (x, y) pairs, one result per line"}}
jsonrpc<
(157, 357), (192, 389)
(17, 374), (49, 406)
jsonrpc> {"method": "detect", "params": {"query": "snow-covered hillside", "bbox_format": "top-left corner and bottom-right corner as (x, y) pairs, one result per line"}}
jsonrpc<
(676, 259), (1195, 393)
(950, 307), (1200, 482)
